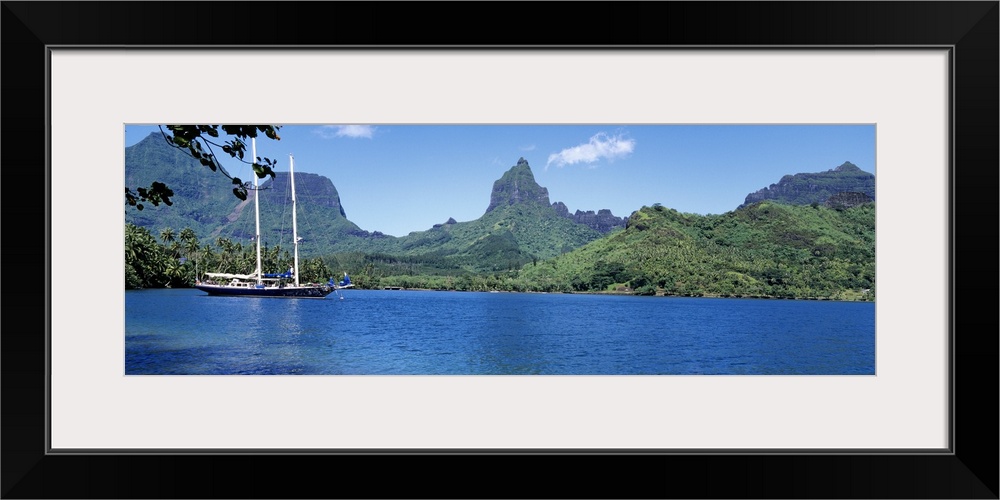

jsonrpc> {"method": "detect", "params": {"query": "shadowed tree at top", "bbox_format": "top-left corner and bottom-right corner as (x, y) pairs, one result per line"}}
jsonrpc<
(125, 125), (282, 211)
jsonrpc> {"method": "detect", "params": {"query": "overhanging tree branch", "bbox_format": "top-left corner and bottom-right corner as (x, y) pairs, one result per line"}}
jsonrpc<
(125, 124), (282, 211)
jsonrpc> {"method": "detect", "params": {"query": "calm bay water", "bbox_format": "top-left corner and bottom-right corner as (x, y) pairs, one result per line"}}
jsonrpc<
(125, 289), (875, 375)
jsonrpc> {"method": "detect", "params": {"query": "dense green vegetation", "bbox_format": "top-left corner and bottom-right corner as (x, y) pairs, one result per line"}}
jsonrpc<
(126, 126), (282, 211)
(132, 201), (875, 301)
(211, 171), (375, 257)
(126, 135), (875, 300)
(128, 136), (606, 273)
(519, 201), (875, 300)
(125, 223), (338, 290)
(125, 133), (248, 238)
(126, 132), (399, 257)
(375, 201), (604, 272)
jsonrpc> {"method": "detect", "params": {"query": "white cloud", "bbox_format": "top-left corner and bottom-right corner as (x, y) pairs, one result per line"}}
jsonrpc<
(315, 125), (375, 139)
(546, 132), (635, 170)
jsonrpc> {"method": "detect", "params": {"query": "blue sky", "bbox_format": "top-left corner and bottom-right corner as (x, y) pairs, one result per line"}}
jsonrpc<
(125, 124), (876, 237)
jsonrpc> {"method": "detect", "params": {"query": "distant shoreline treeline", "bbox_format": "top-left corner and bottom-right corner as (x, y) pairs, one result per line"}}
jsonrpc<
(126, 200), (875, 302)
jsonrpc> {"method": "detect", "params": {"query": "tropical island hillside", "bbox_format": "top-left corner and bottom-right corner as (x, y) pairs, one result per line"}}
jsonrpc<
(125, 132), (875, 300)
(369, 158), (624, 271)
(127, 197), (875, 300)
(516, 201), (874, 300)
(337, 161), (876, 298)
(126, 134), (627, 273)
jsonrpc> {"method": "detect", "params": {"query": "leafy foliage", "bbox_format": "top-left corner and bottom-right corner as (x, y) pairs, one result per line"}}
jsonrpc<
(125, 139), (875, 300)
(125, 133), (387, 257)
(125, 223), (335, 289)
(126, 125), (282, 211)
(344, 201), (606, 275)
(519, 201), (875, 300)
(126, 132), (252, 237)
(126, 145), (611, 274)
(127, 200), (876, 301)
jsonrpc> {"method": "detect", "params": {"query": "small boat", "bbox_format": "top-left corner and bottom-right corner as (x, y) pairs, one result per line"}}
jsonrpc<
(335, 272), (354, 289)
(195, 141), (338, 298)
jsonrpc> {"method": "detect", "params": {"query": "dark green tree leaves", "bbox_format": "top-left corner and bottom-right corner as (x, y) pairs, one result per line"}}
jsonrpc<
(125, 182), (174, 211)
(126, 125), (281, 210)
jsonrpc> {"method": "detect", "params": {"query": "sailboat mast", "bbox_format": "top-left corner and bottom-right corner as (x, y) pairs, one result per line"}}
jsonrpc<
(253, 137), (262, 285)
(290, 154), (300, 287)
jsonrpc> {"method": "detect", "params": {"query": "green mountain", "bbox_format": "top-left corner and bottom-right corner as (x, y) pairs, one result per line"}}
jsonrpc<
(518, 200), (875, 300)
(124, 132), (246, 237)
(381, 157), (614, 272)
(486, 157), (552, 211)
(209, 171), (377, 258)
(740, 161), (875, 208)
(126, 137), (876, 298)
(125, 138), (621, 271)
(125, 132), (396, 256)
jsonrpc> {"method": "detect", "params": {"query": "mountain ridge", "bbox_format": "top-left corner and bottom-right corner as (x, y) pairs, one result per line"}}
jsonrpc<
(125, 133), (876, 297)
(126, 132), (873, 281)
(125, 136), (625, 266)
(740, 161), (875, 209)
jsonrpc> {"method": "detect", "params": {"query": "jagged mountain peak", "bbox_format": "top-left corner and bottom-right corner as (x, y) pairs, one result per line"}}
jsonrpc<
(486, 158), (551, 212)
(484, 158), (626, 234)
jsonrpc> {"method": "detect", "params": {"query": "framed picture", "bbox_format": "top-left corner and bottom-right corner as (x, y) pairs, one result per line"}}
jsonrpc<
(6, 2), (996, 498)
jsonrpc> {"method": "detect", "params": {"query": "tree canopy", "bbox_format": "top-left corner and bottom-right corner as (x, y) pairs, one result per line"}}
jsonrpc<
(125, 125), (282, 210)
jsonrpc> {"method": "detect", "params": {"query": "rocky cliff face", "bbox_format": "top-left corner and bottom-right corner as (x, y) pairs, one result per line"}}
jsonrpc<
(824, 191), (874, 210)
(259, 171), (347, 218)
(488, 158), (625, 233)
(486, 158), (552, 212)
(740, 161), (875, 209)
(552, 202), (625, 234)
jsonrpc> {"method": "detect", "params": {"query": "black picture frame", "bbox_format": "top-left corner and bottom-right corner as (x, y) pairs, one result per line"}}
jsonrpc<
(3, 2), (996, 498)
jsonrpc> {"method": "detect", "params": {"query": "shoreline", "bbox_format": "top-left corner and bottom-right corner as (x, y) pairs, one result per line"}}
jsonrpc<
(130, 284), (874, 302)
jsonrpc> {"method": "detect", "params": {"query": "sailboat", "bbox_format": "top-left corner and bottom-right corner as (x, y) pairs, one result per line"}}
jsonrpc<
(194, 139), (344, 298)
(335, 272), (354, 289)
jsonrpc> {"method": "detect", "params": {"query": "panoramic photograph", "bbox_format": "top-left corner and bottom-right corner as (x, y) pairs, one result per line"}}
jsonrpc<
(124, 124), (876, 375)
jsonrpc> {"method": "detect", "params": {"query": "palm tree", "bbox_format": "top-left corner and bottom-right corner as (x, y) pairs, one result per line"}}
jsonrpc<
(201, 246), (219, 275)
(126, 223), (169, 289)
(215, 237), (236, 272)
(179, 228), (201, 281)
(159, 227), (176, 245)
(163, 258), (185, 288)
(179, 228), (199, 254)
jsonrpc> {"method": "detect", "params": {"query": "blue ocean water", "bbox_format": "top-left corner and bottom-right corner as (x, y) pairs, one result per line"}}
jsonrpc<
(125, 289), (875, 375)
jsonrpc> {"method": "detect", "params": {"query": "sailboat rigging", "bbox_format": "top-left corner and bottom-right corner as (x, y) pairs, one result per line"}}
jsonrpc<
(194, 139), (350, 298)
